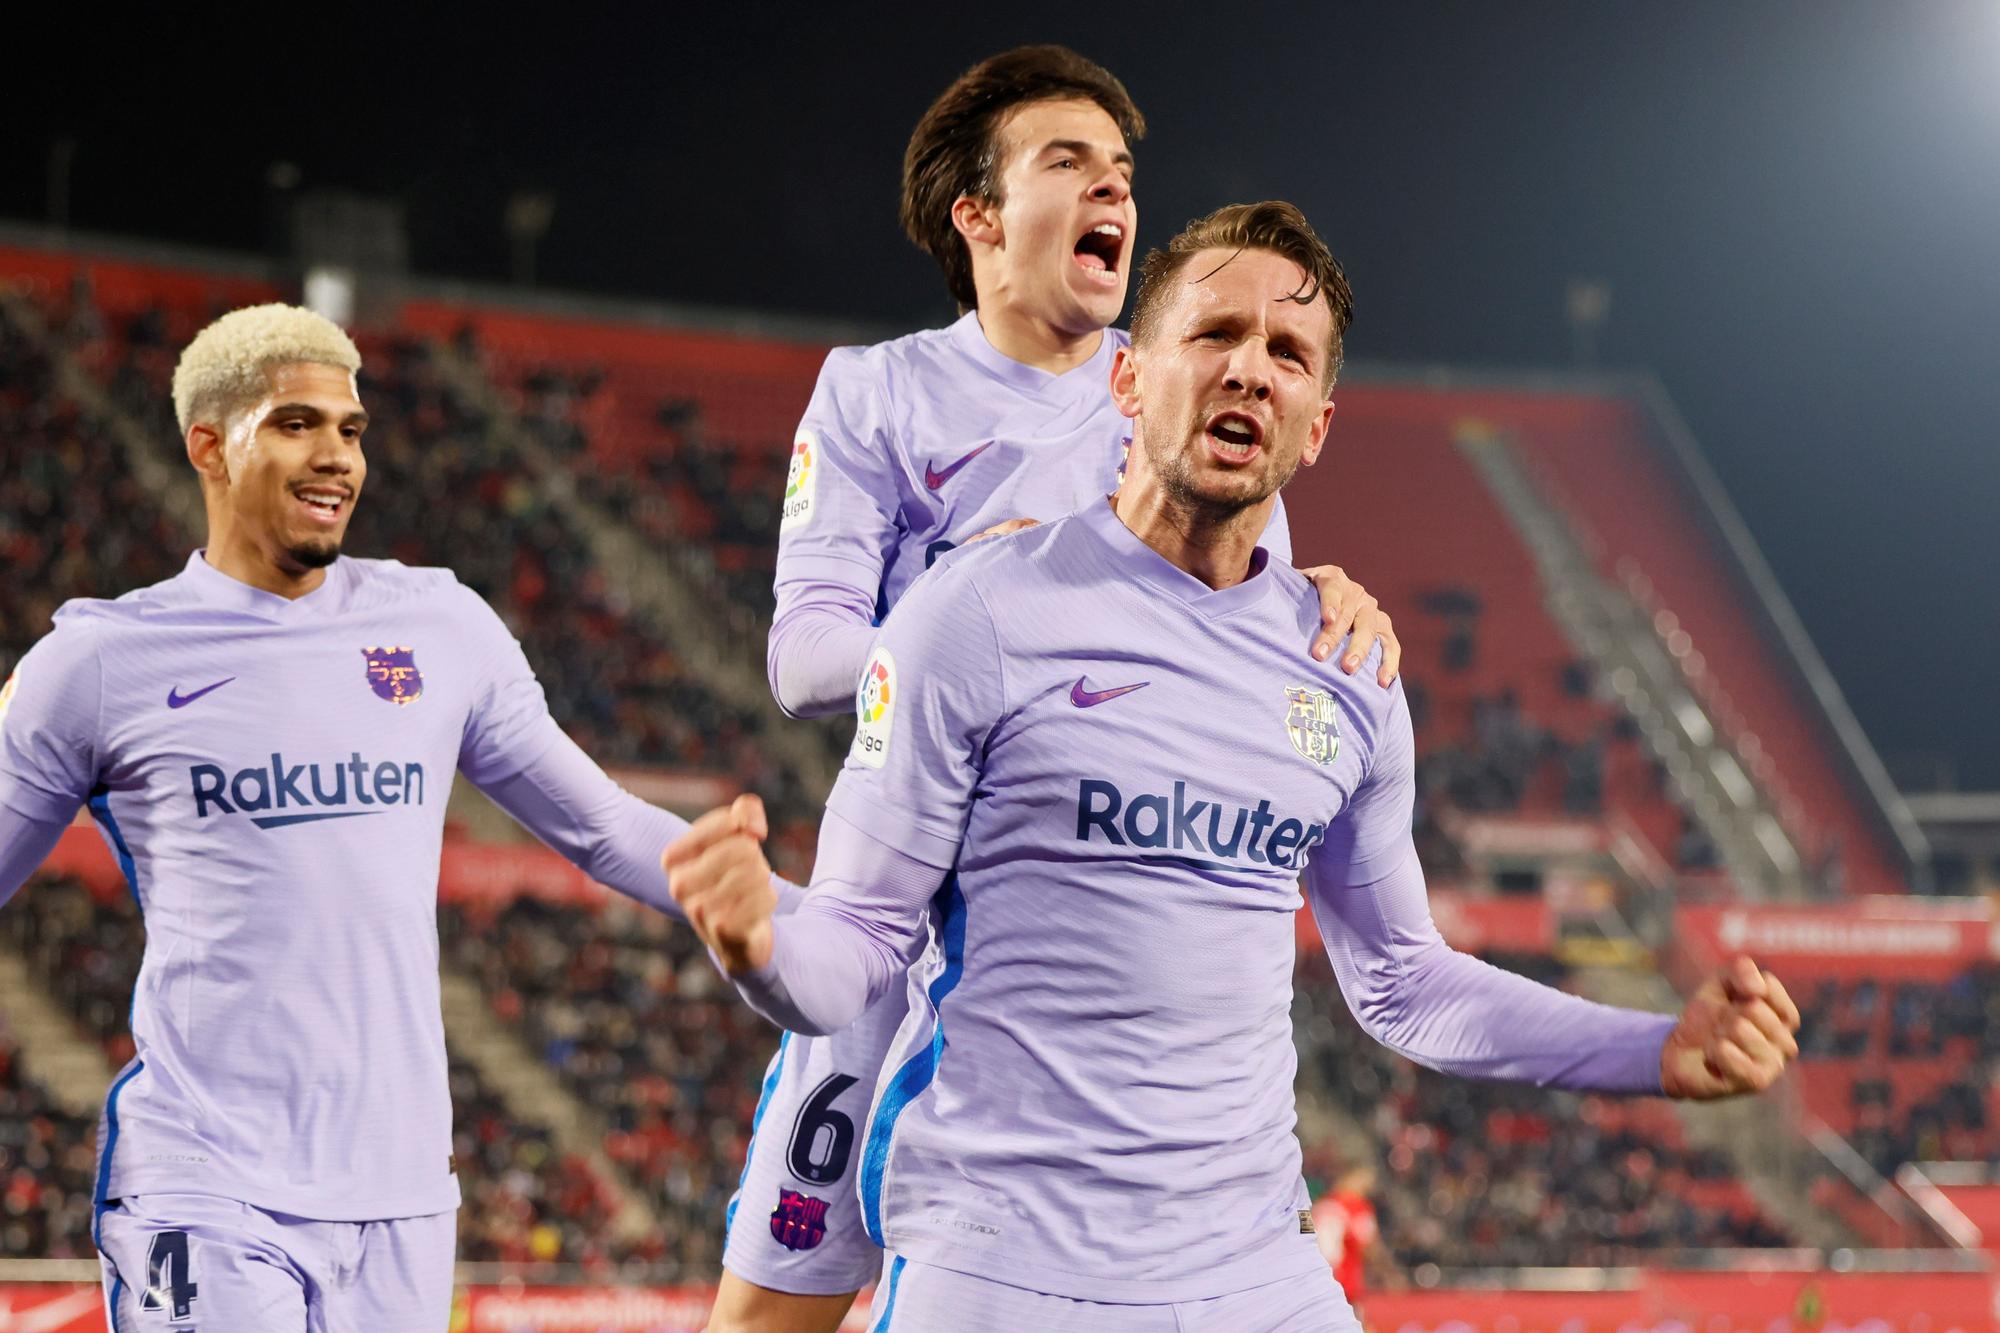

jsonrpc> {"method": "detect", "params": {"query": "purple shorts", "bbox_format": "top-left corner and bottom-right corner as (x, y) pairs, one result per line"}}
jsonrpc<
(96, 1192), (455, 1333)
(721, 988), (911, 1295)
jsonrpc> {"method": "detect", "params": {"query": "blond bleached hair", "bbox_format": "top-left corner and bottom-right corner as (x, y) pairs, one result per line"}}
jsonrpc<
(171, 303), (362, 433)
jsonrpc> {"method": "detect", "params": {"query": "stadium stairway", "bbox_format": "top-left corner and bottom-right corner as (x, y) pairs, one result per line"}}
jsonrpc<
(425, 338), (841, 799)
(1455, 423), (1809, 899)
(0, 940), (113, 1116)
(436, 970), (663, 1248)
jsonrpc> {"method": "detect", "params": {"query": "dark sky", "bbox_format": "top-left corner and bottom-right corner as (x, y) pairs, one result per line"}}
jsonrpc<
(7, 2), (1996, 788)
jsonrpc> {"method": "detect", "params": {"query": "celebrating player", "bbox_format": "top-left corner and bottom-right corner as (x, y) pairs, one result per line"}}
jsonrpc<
(671, 202), (1801, 1331)
(728, 45), (1401, 1331)
(0, 305), (770, 1332)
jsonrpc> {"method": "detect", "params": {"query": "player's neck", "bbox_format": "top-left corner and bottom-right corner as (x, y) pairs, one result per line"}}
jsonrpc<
(972, 300), (1103, 376)
(203, 528), (330, 600)
(1111, 485), (1269, 592)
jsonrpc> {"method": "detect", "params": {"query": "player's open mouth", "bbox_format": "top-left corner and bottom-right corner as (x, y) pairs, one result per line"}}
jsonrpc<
(1205, 412), (1264, 463)
(293, 485), (351, 526)
(1073, 222), (1124, 285)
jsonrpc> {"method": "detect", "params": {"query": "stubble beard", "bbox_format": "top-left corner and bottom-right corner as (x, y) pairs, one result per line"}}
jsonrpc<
(280, 535), (342, 572)
(1144, 413), (1299, 536)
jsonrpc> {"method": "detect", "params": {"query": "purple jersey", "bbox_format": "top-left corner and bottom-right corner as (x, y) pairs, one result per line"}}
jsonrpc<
(768, 313), (1291, 716)
(0, 552), (675, 1222)
(737, 500), (1675, 1303)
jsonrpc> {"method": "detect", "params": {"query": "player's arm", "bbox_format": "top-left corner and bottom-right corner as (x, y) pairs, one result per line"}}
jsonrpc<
(0, 625), (104, 906)
(670, 802), (945, 1035)
(454, 587), (799, 919)
(1305, 678), (1796, 1097)
(768, 349), (905, 719)
(675, 560), (1001, 1030)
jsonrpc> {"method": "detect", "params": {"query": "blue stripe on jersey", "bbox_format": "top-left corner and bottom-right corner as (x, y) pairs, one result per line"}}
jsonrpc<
(87, 788), (142, 914)
(92, 1058), (146, 1251)
(868, 1254), (908, 1332)
(724, 1030), (792, 1239)
(859, 875), (965, 1247)
(107, 1273), (127, 1333)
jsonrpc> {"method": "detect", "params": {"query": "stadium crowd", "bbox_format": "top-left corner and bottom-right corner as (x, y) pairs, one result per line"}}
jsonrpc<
(1796, 969), (2000, 1175)
(0, 1031), (98, 1261)
(441, 895), (772, 1280)
(1294, 950), (1795, 1269)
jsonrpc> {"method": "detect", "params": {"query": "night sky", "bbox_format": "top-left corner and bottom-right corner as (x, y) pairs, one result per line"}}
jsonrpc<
(7, 2), (1996, 787)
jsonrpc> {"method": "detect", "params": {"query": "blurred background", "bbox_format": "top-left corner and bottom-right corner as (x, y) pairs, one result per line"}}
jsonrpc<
(2, 4), (1997, 1329)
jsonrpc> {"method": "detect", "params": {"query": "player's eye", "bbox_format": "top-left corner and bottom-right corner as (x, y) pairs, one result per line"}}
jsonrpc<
(1053, 158), (1078, 170)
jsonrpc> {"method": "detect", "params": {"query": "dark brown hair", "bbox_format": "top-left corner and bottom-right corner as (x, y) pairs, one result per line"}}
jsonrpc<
(901, 45), (1146, 309)
(1129, 201), (1356, 388)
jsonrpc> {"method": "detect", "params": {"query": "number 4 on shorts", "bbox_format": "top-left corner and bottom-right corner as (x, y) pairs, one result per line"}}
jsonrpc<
(140, 1230), (199, 1322)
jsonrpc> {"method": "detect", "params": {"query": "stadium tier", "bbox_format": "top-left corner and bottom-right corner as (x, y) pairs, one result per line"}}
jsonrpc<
(0, 235), (1978, 1328)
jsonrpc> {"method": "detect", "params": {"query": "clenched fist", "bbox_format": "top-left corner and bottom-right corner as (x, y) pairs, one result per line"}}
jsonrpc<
(664, 793), (778, 976)
(1661, 955), (1802, 1099)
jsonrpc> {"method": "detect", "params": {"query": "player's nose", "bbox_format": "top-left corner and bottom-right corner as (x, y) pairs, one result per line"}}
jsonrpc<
(1223, 348), (1274, 401)
(1088, 170), (1129, 207)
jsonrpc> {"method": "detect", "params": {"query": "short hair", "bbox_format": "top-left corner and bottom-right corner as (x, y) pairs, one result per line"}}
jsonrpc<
(1128, 201), (1356, 389)
(172, 303), (362, 433)
(901, 44), (1146, 310)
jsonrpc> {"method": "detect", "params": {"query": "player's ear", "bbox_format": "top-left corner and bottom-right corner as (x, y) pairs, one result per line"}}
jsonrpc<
(1298, 399), (1334, 469)
(186, 421), (229, 485)
(1108, 344), (1142, 419)
(951, 193), (1004, 249)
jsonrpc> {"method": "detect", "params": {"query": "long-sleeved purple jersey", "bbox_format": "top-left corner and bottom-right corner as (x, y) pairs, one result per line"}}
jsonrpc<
(736, 499), (1675, 1303)
(0, 553), (695, 1222)
(766, 312), (1290, 716)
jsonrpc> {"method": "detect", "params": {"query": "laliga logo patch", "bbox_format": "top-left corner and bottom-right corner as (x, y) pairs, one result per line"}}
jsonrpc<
(0, 671), (18, 731)
(851, 647), (895, 769)
(1284, 684), (1339, 766)
(781, 432), (816, 530)
(362, 646), (424, 706)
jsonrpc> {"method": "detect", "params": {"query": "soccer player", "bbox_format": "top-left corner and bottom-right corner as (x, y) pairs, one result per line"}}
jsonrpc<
(1311, 1166), (1381, 1315)
(730, 46), (1400, 1331)
(671, 202), (1802, 1331)
(0, 305), (768, 1331)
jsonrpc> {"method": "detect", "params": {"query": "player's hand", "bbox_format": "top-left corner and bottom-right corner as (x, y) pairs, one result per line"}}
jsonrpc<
(966, 517), (1039, 543)
(663, 793), (777, 976)
(1300, 565), (1400, 685)
(1661, 955), (1801, 1099)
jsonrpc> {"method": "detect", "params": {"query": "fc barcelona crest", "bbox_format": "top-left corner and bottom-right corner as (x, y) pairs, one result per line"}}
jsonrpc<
(362, 646), (424, 706)
(770, 1188), (830, 1252)
(1284, 685), (1340, 766)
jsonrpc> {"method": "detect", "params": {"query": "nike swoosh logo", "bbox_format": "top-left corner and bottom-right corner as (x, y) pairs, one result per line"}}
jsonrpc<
(167, 677), (236, 709)
(1070, 677), (1149, 708)
(924, 441), (995, 490)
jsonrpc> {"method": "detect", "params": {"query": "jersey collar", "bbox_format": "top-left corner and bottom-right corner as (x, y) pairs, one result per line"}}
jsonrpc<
(179, 550), (351, 619)
(948, 311), (1119, 405)
(1076, 494), (1278, 620)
